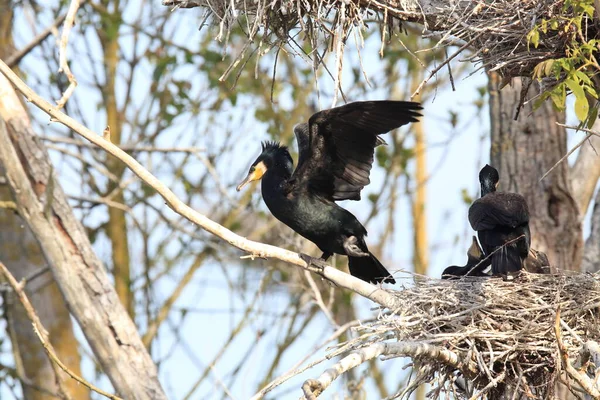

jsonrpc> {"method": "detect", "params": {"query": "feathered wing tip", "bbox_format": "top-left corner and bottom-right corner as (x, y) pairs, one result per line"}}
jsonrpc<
(491, 246), (523, 275)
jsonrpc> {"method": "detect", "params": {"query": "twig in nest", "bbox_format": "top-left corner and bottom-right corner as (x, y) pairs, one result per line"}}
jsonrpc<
(462, 234), (527, 277)
(411, 33), (484, 99)
(554, 308), (600, 399)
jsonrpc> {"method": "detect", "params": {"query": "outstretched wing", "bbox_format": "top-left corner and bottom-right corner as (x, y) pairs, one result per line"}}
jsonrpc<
(291, 100), (422, 201)
(293, 123), (310, 170)
(468, 192), (530, 231)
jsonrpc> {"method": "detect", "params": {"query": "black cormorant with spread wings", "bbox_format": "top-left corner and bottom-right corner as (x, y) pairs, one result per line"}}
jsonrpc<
(236, 101), (422, 284)
(468, 164), (530, 276)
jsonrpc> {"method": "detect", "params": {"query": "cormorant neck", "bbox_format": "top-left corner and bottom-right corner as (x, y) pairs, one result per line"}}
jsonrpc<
(261, 154), (293, 194)
(268, 152), (293, 178)
(480, 180), (496, 197)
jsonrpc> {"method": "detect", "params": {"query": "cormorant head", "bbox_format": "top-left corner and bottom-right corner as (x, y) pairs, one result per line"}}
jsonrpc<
(236, 141), (293, 191)
(479, 164), (499, 196)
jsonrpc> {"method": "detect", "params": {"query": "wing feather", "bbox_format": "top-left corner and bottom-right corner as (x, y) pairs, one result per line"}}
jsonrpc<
(292, 101), (422, 201)
(468, 192), (530, 231)
(293, 123), (310, 169)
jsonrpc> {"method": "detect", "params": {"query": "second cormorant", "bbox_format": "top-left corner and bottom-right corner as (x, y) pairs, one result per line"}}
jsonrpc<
(237, 100), (422, 284)
(468, 164), (530, 276)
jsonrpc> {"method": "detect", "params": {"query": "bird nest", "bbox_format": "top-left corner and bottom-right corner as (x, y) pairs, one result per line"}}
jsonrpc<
(326, 271), (600, 399)
(162, 0), (596, 86)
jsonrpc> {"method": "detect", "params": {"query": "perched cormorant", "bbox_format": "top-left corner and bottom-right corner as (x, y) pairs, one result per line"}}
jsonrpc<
(237, 101), (422, 284)
(441, 236), (491, 279)
(468, 164), (530, 276)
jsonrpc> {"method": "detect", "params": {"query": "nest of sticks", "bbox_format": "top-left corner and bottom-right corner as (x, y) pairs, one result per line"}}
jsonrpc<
(320, 271), (600, 399)
(163, 0), (598, 84)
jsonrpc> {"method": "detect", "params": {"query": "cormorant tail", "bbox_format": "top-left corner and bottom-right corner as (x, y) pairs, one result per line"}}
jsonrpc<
(348, 253), (396, 284)
(491, 245), (523, 275)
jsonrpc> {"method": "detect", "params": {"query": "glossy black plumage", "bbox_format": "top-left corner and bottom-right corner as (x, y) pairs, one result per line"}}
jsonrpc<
(468, 165), (531, 276)
(237, 100), (422, 284)
(442, 236), (491, 279)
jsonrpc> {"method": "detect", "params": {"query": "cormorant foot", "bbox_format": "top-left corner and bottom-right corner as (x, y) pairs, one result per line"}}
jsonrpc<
(343, 236), (369, 257)
(300, 254), (329, 272)
(320, 252), (333, 261)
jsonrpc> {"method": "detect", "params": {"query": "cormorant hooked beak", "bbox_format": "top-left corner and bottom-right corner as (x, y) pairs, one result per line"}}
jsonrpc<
(236, 161), (267, 191)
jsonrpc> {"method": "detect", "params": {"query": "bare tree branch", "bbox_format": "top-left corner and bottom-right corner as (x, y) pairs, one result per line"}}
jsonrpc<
(555, 309), (600, 399)
(55, 0), (80, 108)
(5, 13), (67, 68)
(302, 342), (475, 399)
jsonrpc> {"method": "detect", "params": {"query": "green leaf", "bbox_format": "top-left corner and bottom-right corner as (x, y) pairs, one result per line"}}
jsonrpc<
(533, 92), (550, 109)
(575, 97), (590, 121)
(587, 107), (598, 129)
(544, 60), (555, 76)
(565, 78), (586, 101)
(580, 3), (595, 16)
(575, 70), (592, 85)
(533, 63), (544, 79)
(549, 84), (566, 110)
(585, 86), (598, 99)
(527, 29), (540, 48)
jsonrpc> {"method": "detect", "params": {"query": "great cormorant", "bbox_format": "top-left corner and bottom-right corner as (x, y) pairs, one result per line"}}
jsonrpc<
(237, 100), (422, 284)
(468, 164), (530, 276)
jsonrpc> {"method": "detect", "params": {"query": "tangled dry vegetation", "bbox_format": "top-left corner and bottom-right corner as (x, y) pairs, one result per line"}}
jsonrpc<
(163, 0), (598, 90)
(303, 271), (600, 399)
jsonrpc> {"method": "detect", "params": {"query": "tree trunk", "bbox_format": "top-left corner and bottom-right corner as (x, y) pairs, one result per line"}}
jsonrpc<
(0, 76), (166, 399)
(97, 3), (134, 318)
(488, 73), (583, 271)
(0, 2), (87, 398)
(0, 199), (90, 399)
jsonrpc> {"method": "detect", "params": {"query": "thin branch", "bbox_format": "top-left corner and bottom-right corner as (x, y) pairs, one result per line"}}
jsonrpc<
(302, 341), (474, 398)
(0, 58), (400, 310)
(5, 14), (67, 67)
(410, 33), (483, 99)
(540, 123), (600, 181)
(55, 0), (81, 109)
(0, 261), (122, 400)
(468, 371), (506, 400)
(250, 320), (362, 400)
(304, 271), (337, 328)
(41, 135), (207, 153)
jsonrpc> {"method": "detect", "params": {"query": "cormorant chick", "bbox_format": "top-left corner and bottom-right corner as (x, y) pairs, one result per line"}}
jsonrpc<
(441, 236), (491, 279)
